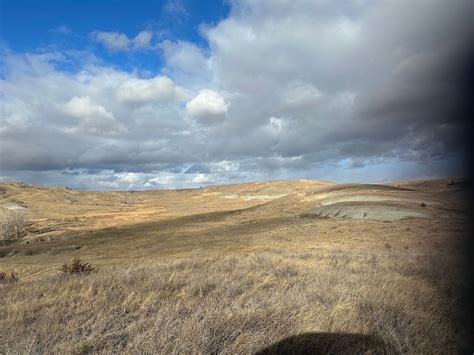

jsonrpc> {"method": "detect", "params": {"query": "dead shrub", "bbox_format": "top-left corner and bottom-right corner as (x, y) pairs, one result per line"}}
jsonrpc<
(0, 208), (30, 240)
(60, 257), (96, 275)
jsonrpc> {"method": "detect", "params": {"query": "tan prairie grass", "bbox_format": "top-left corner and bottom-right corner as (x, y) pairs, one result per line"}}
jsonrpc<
(0, 248), (468, 354)
(0, 179), (472, 353)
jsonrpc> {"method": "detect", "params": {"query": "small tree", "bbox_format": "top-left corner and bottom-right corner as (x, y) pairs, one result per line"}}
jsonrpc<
(0, 208), (30, 240)
(60, 257), (96, 274)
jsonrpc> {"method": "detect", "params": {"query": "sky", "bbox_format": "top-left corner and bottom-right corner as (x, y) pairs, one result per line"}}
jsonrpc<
(0, 0), (472, 189)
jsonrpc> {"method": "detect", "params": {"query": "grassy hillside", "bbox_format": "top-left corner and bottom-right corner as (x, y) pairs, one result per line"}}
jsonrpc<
(0, 178), (472, 353)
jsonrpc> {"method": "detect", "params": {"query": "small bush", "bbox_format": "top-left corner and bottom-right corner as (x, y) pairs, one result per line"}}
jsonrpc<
(60, 257), (96, 275)
(0, 270), (19, 284)
(420, 202), (426, 207)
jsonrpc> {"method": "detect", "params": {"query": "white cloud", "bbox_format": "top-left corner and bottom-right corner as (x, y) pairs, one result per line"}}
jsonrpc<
(116, 76), (188, 104)
(211, 160), (239, 173)
(192, 173), (212, 184)
(116, 172), (144, 185)
(0, 51), (197, 174)
(90, 30), (154, 51)
(63, 96), (126, 135)
(163, 0), (188, 17)
(91, 31), (129, 50)
(185, 90), (229, 125)
(158, 40), (210, 85)
(133, 31), (153, 49)
(64, 96), (113, 119)
(268, 117), (283, 134)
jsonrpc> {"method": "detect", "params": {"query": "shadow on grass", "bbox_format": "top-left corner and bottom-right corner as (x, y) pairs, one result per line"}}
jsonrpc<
(256, 332), (397, 354)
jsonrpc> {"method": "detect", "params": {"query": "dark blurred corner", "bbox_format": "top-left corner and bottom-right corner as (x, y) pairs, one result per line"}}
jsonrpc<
(461, 42), (474, 353)
(255, 332), (396, 355)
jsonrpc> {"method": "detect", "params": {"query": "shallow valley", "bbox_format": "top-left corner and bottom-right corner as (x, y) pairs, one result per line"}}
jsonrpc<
(0, 178), (472, 353)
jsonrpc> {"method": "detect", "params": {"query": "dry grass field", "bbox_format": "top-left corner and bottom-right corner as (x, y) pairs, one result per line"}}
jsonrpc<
(0, 178), (472, 353)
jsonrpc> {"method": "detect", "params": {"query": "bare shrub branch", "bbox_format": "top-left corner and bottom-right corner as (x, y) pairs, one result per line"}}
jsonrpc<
(0, 208), (30, 240)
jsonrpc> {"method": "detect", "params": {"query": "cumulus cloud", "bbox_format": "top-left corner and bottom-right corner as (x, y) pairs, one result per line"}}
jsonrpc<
(0, 51), (194, 174)
(90, 30), (154, 51)
(63, 96), (126, 135)
(197, 0), (471, 164)
(185, 90), (229, 125)
(116, 76), (188, 104)
(1, 0), (472, 188)
(158, 40), (211, 86)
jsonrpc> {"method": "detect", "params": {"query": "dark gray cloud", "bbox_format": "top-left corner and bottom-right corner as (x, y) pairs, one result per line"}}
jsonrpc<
(0, 0), (472, 188)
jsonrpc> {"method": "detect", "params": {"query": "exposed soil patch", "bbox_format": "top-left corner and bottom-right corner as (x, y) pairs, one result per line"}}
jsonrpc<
(306, 203), (430, 221)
